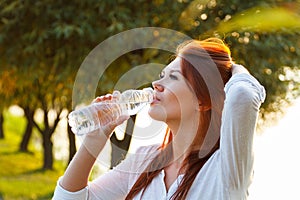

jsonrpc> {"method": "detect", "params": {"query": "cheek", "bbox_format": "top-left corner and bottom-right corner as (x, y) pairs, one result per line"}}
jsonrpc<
(175, 91), (199, 117)
(167, 98), (182, 117)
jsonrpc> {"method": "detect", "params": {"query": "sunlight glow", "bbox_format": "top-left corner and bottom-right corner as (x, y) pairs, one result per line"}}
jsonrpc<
(249, 98), (300, 199)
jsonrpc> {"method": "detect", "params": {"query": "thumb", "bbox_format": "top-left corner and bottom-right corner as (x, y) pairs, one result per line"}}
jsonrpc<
(103, 115), (130, 135)
(115, 115), (130, 126)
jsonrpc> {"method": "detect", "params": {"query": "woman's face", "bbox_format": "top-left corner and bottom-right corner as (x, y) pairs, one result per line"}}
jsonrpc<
(149, 57), (199, 124)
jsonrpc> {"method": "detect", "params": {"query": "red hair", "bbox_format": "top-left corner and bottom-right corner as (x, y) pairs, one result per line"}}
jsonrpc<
(125, 38), (232, 199)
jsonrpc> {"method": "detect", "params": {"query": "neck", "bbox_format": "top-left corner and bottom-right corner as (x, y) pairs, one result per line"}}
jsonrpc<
(167, 116), (199, 167)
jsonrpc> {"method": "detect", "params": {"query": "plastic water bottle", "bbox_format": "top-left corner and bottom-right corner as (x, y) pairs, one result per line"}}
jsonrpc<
(68, 88), (154, 136)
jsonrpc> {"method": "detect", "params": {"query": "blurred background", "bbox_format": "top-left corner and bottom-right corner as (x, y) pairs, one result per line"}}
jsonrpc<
(0, 0), (300, 199)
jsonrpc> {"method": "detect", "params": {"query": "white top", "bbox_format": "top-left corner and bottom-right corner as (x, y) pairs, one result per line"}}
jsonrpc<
(53, 73), (266, 200)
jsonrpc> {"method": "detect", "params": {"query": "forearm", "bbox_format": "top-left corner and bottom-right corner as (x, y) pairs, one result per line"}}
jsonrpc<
(60, 132), (108, 192)
(221, 72), (266, 187)
(55, 91), (130, 197)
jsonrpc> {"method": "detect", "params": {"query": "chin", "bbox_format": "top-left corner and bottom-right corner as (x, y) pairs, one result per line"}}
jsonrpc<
(148, 106), (167, 122)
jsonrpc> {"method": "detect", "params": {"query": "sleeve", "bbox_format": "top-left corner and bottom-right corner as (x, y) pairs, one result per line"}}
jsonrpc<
(219, 73), (266, 192)
(52, 145), (158, 200)
(52, 177), (89, 200)
(52, 167), (129, 200)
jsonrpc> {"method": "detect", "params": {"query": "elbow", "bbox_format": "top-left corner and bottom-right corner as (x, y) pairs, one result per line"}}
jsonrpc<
(225, 74), (266, 108)
(227, 80), (266, 110)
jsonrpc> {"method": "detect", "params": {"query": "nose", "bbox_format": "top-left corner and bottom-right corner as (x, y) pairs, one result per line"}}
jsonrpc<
(152, 80), (164, 92)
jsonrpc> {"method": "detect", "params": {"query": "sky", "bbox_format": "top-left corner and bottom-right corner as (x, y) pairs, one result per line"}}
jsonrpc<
(248, 98), (300, 199)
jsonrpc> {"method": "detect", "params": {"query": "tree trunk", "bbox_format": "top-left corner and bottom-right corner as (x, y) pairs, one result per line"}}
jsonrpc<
(42, 129), (53, 170)
(67, 124), (76, 164)
(20, 107), (34, 152)
(0, 112), (4, 139)
(33, 107), (62, 170)
(110, 115), (136, 168)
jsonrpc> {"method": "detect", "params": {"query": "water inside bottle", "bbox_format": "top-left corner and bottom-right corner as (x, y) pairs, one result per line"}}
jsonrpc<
(68, 110), (98, 136)
(123, 102), (149, 115)
(120, 88), (153, 115)
(68, 88), (154, 135)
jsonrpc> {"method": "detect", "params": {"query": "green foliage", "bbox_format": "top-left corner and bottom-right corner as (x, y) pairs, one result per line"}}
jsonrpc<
(214, 6), (300, 33)
(0, 0), (300, 173)
(1, 0), (297, 116)
(177, 0), (300, 121)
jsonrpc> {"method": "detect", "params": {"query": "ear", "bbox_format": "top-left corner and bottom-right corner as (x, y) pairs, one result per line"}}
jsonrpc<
(197, 104), (211, 111)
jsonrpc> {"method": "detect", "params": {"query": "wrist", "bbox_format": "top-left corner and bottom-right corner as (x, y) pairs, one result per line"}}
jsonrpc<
(82, 130), (109, 158)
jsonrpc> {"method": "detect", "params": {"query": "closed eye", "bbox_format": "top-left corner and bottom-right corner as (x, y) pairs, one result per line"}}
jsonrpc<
(158, 70), (179, 80)
(169, 74), (178, 80)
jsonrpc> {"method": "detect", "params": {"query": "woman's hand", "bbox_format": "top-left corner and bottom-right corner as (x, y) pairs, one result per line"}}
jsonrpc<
(91, 91), (129, 137)
(91, 90), (120, 104)
(58, 91), (130, 193)
(83, 91), (130, 157)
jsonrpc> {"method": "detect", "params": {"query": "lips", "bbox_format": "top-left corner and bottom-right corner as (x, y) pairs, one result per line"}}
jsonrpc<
(151, 94), (161, 104)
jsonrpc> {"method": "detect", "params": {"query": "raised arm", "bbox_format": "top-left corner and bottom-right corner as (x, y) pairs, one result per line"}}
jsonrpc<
(220, 64), (266, 192)
(53, 94), (129, 199)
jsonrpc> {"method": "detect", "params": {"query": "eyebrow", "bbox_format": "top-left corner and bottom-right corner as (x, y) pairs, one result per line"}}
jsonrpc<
(163, 69), (182, 74)
(170, 69), (182, 73)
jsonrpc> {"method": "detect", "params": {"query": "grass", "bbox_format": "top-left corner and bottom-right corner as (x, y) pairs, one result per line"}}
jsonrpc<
(0, 111), (65, 200)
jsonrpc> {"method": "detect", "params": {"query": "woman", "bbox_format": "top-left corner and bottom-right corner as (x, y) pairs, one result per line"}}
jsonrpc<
(53, 38), (265, 199)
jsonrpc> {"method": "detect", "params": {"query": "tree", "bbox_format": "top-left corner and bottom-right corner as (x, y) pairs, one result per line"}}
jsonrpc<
(1, 0), (300, 170)
(0, 0), (86, 169)
(0, 0), (173, 168)
(0, 67), (18, 139)
(110, 115), (136, 168)
(0, 113), (4, 139)
(19, 106), (35, 151)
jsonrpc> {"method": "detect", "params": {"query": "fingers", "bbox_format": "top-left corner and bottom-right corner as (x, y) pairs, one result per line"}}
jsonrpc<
(101, 115), (130, 136)
(92, 91), (121, 104)
(90, 90), (129, 136)
(115, 115), (130, 126)
(92, 94), (112, 104)
(112, 90), (121, 100)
